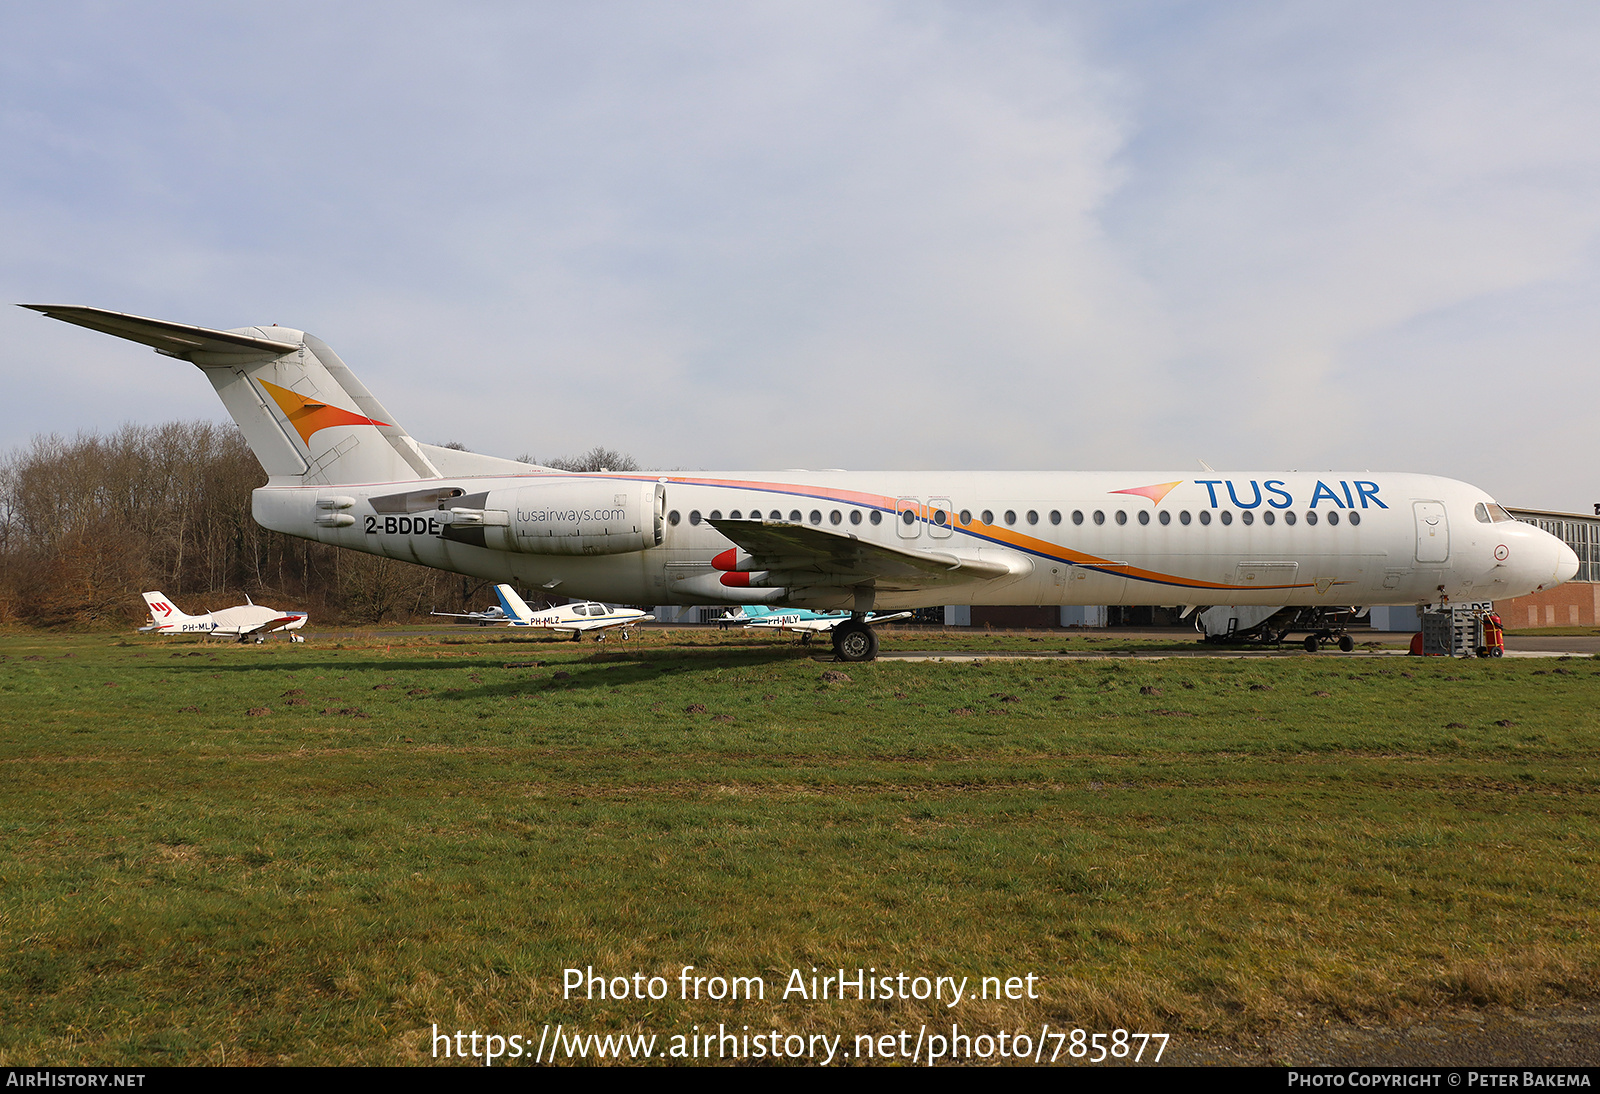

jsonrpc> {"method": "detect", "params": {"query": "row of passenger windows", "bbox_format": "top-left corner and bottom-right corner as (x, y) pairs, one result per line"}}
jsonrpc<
(668, 508), (885, 527)
(970, 507), (1360, 528)
(665, 507), (1361, 528)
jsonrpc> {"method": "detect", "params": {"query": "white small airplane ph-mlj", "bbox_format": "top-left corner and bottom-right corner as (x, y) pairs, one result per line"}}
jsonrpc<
(140, 592), (307, 641)
(438, 584), (652, 639)
(32, 305), (1580, 663)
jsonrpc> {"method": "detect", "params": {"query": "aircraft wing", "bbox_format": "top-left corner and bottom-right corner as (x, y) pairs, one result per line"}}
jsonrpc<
(239, 615), (305, 635)
(707, 519), (1019, 592)
(553, 613), (655, 634)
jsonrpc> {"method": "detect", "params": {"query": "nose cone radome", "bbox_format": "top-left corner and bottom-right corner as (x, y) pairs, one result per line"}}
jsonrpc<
(1555, 540), (1580, 586)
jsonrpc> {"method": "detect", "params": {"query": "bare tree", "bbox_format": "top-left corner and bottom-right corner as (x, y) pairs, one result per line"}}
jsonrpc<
(0, 421), (487, 627)
(542, 447), (642, 473)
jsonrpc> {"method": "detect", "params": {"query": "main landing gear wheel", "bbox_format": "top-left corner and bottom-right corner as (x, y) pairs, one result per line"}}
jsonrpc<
(832, 620), (879, 663)
(1304, 635), (1320, 653)
(1338, 634), (1355, 653)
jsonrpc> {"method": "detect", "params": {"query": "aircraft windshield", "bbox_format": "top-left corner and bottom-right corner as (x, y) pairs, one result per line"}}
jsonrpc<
(1475, 501), (1517, 524)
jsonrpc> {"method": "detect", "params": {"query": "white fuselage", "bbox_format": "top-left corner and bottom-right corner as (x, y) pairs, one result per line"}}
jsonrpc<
(516, 604), (648, 630)
(146, 603), (307, 636)
(254, 470), (1577, 612)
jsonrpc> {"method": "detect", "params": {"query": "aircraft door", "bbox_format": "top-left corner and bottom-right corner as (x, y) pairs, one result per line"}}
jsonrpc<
(927, 496), (954, 539)
(1414, 501), (1449, 563)
(896, 497), (921, 540)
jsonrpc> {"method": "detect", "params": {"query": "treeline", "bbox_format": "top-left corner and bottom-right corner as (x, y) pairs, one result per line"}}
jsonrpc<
(0, 422), (637, 628)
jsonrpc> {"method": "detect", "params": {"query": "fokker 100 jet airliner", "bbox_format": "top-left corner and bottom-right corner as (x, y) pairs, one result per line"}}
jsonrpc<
(26, 306), (1579, 662)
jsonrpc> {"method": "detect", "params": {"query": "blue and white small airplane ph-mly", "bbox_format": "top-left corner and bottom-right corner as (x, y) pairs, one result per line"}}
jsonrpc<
(445, 584), (652, 640)
(719, 605), (911, 639)
(140, 591), (307, 641)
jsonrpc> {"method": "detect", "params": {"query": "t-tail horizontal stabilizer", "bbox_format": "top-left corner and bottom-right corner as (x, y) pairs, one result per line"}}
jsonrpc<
(23, 304), (441, 486)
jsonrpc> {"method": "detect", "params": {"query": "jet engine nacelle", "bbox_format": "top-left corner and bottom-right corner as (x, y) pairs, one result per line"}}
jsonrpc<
(443, 479), (664, 556)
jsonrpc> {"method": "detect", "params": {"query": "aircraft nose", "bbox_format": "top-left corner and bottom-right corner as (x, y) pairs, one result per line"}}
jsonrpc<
(1555, 540), (1580, 586)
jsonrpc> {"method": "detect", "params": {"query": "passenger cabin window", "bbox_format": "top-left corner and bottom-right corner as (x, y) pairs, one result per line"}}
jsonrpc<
(1138, 511), (1150, 525)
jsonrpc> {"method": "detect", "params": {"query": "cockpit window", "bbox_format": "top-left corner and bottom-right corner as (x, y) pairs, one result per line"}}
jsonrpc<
(1475, 502), (1491, 524)
(1478, 501), (1516, 523)
(1488, 503), (1515, 523)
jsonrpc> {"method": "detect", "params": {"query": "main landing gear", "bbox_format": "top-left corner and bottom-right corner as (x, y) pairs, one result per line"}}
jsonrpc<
(831, 618), (879, 663)
(1303, 631), (1356, 654)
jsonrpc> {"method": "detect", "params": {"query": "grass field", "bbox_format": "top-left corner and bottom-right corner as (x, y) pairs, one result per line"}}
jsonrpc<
(1, 627), (1596, 1065)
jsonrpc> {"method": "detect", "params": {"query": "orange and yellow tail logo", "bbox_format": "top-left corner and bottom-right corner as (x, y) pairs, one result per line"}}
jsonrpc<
(258, 379), (389, 446)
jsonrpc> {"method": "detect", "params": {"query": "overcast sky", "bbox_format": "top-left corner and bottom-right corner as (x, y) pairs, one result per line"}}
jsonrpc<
(3, 2), (1597, 509)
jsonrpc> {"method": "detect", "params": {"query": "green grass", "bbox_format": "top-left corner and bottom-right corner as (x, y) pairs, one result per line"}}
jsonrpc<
(0, 630), (1596, 1064)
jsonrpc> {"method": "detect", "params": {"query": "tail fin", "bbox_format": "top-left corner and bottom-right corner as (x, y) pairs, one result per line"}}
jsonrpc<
(492, 584), (536, 624)
(142, 592), (189, 621)
(24, 305), (535, 485)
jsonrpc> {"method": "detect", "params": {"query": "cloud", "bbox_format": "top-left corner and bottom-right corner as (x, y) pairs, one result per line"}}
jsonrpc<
(3, 2), (1598, 508)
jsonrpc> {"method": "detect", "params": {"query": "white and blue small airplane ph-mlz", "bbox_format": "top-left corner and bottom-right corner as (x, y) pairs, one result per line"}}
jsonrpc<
(33, 305), (1579, 663)
(719, 605), (912, 640)
(140, 591), (307, 642)
(439, 583), (651, 640)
